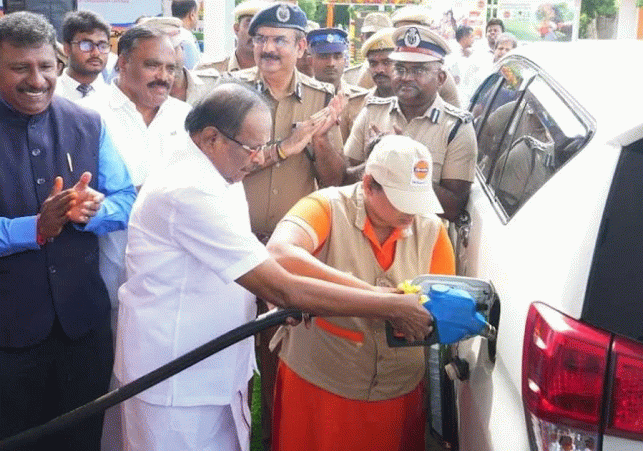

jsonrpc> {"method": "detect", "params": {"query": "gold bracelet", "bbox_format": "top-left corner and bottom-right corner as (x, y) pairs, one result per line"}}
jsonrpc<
(276, 141), (287, 161)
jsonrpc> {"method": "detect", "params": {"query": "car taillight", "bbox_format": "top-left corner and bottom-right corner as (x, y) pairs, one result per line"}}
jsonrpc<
(522, 302), (610, 450)
(607, 337), (643, 439)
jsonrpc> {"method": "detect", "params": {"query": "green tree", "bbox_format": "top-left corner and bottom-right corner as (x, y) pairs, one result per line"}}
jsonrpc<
(580, 0), (618, 37)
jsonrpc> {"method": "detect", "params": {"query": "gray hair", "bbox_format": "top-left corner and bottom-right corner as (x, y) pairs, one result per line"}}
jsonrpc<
(117, 25), (164, 57)
(185, 80), (271, 137)
(495, 32), (518, 49)
(0, 11), (57, 50)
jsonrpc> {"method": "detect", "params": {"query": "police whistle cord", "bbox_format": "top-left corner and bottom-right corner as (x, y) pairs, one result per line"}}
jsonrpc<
(0, 308), (304, 450)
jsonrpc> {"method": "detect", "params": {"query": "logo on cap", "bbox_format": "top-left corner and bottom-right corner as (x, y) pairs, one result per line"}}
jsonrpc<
(404, 27), (421, 48)
(412, 159), (430, 184)
(276, 4), (290, 23)
(326, 34), (335, 42)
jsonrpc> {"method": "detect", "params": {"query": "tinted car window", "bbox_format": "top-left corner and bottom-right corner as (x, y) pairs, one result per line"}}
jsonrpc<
(472, 62), (533, 180)
(486, 76), (590, 217)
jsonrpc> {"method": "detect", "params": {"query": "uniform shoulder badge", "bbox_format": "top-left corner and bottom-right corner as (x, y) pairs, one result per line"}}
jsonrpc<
(366, 95), (395, 106)
(230, 67), (258, 82)
(342, 83), (369, 99)
(443, 102), (473, 123)
(300, 73), (334, 94)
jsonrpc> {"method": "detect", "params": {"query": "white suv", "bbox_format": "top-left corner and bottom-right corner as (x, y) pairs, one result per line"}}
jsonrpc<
(429, 40), (643, 451)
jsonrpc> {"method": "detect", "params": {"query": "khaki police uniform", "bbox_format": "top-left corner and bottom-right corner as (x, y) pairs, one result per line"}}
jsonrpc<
(231, 67), (343, 235)
(344, 93), (477, 182)
(342, 63), (364, 85)
(338, 80), (369, 142)
(186, 67), (220, 105)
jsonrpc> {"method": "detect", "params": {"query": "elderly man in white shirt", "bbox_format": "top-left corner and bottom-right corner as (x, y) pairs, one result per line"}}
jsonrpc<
(79, 24), (192, 451)
(55, 10), (111, 101)
(115, 81), (433, 451)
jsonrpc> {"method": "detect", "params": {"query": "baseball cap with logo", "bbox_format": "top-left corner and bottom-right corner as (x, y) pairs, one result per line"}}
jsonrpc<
(365, 135), (443, 216)
(389, 25), (451, 63)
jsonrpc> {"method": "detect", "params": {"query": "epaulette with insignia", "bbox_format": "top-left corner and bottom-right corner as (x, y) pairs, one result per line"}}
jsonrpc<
(299, 72), (335, 94)
(366, 95), (395, 106)
(230, 67), (259, 83)
(443, 102), (473, 123)
(342, 83), (369, 100)
(343, 65), (362, 76)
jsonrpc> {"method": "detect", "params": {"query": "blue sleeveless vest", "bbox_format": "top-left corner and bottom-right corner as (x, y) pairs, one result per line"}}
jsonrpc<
(0, 96), (110, 347)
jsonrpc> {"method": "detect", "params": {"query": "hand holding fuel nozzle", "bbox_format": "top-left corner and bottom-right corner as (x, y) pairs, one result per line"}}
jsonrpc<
(387, 281), (498, 347)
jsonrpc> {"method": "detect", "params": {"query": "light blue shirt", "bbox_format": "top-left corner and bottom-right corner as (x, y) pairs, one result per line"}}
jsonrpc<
(0, 119), (136, 257)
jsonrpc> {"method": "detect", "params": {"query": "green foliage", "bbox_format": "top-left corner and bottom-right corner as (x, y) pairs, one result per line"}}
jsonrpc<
(581, 0), (618, 19)
(298, 0), (318, 21)
(638, 0), (643, 8)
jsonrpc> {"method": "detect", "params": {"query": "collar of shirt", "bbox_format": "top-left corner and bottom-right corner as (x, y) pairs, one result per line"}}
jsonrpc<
(109, 80), (175, 121)
(251, 67), (303, 102)
(390, 92), (444, 124)
(59, 69), (107, 92)
(0, 93), (50, 123)
(350, 183), (413, 238)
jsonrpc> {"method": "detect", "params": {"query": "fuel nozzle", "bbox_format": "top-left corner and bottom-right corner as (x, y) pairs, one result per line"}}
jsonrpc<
(387, 282), (497, 347)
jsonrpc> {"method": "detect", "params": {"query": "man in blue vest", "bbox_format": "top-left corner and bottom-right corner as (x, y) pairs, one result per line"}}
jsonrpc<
(0, 11), (136, 451)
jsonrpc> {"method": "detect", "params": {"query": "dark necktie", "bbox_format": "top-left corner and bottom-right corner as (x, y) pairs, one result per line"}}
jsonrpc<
(76, 84), (92, 98)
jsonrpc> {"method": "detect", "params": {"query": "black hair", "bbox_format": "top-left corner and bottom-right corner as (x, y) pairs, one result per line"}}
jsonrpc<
(455, 25), (473, 42)
(171, 0), (197, 19)
(0, 11), (56, 49)
(61, 10), (110, 44)
(486, 18), (505, 32)
(117, 25), (163, 57)
(185, 80), (271, 138)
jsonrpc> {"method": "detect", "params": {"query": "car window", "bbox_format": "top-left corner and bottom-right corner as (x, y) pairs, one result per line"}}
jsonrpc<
(488, 76), (590, 217)
(472, 61), (534, 180)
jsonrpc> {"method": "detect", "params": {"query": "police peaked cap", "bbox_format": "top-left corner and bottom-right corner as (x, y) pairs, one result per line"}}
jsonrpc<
(248, 3), (308, 36)
(307, 28), (348, 53)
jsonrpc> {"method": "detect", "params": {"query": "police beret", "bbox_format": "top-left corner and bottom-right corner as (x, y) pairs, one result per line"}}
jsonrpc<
(233, 0), (269, 22)
(248, 3), (307, 36)
(307, 28), (347, 54)
(389, 25), (451, 63)
(361, 27), (394, 58)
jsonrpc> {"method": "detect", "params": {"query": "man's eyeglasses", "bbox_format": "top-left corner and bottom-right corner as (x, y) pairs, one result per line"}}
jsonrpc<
(71, 40), (111, 54)
(252, 35), (294, 49)
(218, 129), (274, 156)
(393, 65), (435, 78)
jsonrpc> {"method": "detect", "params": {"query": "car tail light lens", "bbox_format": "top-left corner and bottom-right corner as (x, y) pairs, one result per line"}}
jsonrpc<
(607, 337), (643, 438)
(523, 302), (611, 429)
(523, 302), (610, 451)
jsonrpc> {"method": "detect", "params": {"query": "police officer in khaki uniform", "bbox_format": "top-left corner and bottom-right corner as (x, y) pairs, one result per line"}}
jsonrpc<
(307, 27), (369, 141)
(230, 3), (345, 237)
(349, 8), (461, 107)
(343, 12), (392, 86)
(344, 25), (477, 221)
(208, 0), (267, 73)
(230, 6), (346, 447)
(360, 27), (396, 99)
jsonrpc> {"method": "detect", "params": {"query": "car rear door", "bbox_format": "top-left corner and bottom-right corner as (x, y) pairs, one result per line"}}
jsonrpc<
(449, 56), (599, 451)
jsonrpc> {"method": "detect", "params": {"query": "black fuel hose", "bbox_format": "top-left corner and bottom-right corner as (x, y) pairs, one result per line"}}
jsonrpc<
(0, 308), (304, 450)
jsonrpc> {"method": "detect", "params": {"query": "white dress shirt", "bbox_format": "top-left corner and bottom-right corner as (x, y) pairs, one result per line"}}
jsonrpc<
(54, 69), (109, 102)
(79, 82), (193, 309)
(115, 138), (269, 406)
